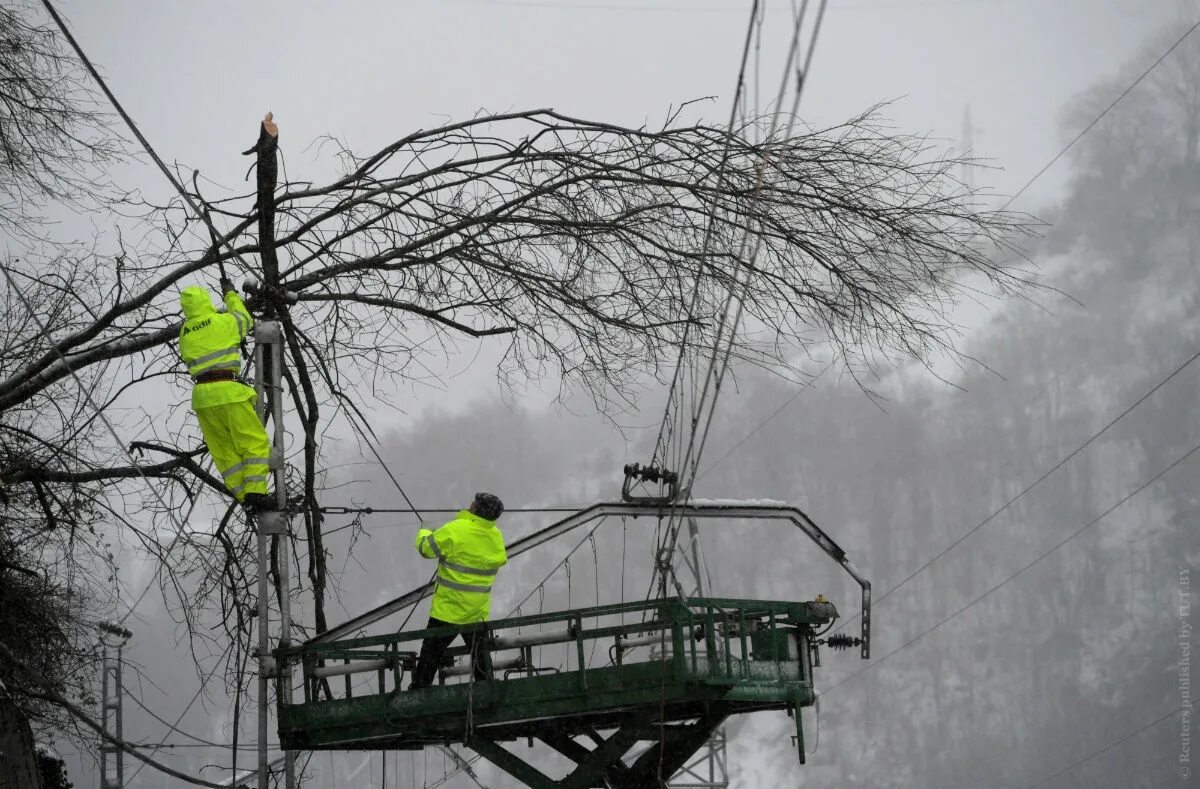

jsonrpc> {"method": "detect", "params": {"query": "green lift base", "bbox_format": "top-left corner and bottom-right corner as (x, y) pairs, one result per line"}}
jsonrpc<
(278, 597), (834, 788)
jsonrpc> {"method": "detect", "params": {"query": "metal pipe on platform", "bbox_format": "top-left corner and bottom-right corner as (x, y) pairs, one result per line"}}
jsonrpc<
(441, 656), (524, 679)
(615, 632), (663, 650)
(310, 659), (390, 679)
(491, 627), (574, 649)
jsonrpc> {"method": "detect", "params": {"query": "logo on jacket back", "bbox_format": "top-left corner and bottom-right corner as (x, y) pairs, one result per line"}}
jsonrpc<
(181, 318), (213, 336)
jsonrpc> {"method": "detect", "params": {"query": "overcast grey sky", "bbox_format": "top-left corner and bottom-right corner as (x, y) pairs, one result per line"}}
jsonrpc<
(61, 0), (1177, 229)
(52, 0), (1184, 426)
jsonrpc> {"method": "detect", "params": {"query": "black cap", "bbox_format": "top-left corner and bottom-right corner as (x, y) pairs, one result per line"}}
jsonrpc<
(471, 492), (504, 521)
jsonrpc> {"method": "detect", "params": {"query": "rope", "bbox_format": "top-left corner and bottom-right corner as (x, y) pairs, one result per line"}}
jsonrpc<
(343, 411), (426, 525)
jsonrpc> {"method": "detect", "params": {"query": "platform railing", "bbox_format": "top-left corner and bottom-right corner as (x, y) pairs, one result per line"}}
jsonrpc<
(279, 596), (831, 708)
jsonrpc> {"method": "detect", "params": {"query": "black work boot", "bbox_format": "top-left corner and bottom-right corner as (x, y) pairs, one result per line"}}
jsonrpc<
(243, 493), (276, 512)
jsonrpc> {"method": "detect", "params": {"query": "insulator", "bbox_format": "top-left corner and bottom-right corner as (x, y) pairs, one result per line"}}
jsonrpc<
(623, 463), (678, 484)
(823, 634), (861, 651)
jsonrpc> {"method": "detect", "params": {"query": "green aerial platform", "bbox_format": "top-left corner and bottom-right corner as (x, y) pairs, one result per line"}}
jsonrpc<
(276, 501), (871, 788)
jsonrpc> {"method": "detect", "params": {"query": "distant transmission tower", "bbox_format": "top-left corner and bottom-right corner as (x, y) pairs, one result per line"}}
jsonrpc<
(961, 104), (983, 190)
(97, 622), (132, 789)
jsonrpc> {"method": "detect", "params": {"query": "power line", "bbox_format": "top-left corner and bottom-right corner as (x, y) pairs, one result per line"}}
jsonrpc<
(823, 434), (1200, 695)
(819, 17), (1200, 636)
(0, 638), (227, 789)
(40, 0), (254, 279)
(695, 359), (835, 481)
(1002, 17), (1200, 210)
(650, 0), (763, 469)
(125, 646), (232, 783)
(1024, 706), (1185, 788)
(128, 741), (281, 751)
(320, 506), (582, 515)
(123, 682), (233, 750)
(833, 346), (1200, 635)
(659, 0), (828, 588)
(342, 410), (426, 524)
(449, 0), (1021, 13)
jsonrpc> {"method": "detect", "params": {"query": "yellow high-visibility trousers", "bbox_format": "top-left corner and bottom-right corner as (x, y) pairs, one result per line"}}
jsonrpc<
(195, 400), (271, 501)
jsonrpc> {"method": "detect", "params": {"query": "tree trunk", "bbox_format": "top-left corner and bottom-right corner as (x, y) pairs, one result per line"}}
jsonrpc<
(0, 696), (43, 789)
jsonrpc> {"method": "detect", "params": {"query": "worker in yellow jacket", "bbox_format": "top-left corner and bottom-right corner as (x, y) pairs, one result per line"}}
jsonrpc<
(178, 280), (272, 510)
(409, 493), (507, 689)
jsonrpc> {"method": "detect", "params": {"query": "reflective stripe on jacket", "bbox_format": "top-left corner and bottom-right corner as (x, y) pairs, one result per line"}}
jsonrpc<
(416, 510), (507, 624)
(179, 286), (256, 409)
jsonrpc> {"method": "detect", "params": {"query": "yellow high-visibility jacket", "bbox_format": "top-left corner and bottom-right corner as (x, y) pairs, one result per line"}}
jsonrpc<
(416, 510), (508, 624)
(179, 286), (254, 409)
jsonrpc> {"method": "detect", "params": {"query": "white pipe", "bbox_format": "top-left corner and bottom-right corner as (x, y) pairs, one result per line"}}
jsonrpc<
(310, 659), (389, 679)
(440, 657), (523, 678)
(616, 632), (663, 650)
(491, 628), (574, 649)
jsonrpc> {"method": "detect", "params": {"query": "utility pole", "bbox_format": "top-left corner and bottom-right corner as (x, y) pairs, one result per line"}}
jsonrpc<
(249, 112), (297, 789)
(97, 622), (132, 789)
(961, 104), (982, 191)
(254, 320), (295, 789)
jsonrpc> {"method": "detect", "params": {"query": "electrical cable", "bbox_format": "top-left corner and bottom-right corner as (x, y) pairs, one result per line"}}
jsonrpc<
(676, 0), (827, 498)
(123, 683), (231, 749)
(117, 469), (215, 626)
(695, 358), (835, 481)
(815, 19), (1200, 639)
(668, 13), (1200, 610)
(650, 0), (763, 470)
(125, 646), (231, 783)
(320, 506), (580, 516)
(1002, 17), (1200, 211)
(0, 638), (228, 788)
(1022, 706), (1185, 789)
(656, 0), (828, 596)
(40, 0), (258, 281)
(0, 266), (198, 564)
(823, 435), (1200, 696)
(831, 346), (1200, 636)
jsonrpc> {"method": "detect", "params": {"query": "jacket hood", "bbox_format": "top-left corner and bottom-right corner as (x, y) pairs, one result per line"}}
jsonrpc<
(180, 286), (216, 319)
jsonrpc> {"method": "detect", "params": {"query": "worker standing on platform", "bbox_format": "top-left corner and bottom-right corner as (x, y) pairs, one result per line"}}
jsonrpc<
(410, 493), (507, 689)
(178, 279), (273, 511)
